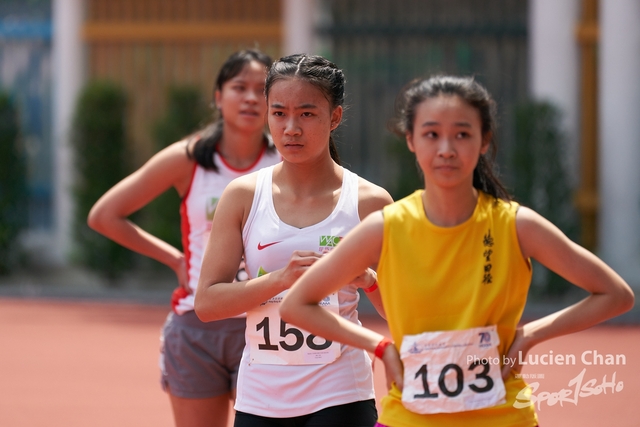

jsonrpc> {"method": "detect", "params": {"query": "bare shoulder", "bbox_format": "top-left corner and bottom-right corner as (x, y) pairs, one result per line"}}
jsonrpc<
(224, 171), (260, 198)
(111, 139), (194, 191)
(217, 171), (262, 226)
(88, 138), (196, 219)
(134, 139), (194, 195)
(158, 139), (192, 164)
(515, 205), (571, 260)
(140, 139), (193, 174)
(515, 206), (559, 237)
(357, 176), (394, 218)
(515, 205), (634, 309)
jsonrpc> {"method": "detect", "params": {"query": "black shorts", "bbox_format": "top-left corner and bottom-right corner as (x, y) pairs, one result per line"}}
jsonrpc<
(234, 399), (378, 427)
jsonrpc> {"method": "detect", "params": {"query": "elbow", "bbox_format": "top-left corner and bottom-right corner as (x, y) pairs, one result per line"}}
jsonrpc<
(617, 285), (635, 315)
(193, 285), (226, 322)
(88, 202), (124, 236)
(606, 282), (636, 318)
(279, 300), (294, 324)
(193, 292), (216, 323)
(87, 204), (105, 233)
(279, 296), (306, 326)
(193, 307), (209, 323)
(87, 206), (99, 231)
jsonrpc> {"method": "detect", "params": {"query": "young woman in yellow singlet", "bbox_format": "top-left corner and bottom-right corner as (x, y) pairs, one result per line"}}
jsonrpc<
(280, 75), (634, 427)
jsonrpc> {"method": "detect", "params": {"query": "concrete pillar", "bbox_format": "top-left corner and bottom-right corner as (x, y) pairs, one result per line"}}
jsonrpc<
(528, 0), (581, 174)
(599, 0), (640, 287)
(282, 0), (318, 56)
(52, 0), (84, 264)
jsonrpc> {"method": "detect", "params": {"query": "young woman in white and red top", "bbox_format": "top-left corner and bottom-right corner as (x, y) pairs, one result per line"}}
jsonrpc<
(88, 49), (281, 427)
(195, 54), (393, 426)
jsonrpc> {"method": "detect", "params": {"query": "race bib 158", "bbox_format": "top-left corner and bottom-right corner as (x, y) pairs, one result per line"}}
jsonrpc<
(246, 291), (341, 365)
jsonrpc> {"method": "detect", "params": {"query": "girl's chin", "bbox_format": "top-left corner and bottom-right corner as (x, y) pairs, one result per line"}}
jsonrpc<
(227, 119), (265, 133)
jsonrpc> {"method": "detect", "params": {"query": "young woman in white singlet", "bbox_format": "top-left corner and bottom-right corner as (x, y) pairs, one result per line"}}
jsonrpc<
(88, 49), (281, 427)
(195, 54), (393, 427)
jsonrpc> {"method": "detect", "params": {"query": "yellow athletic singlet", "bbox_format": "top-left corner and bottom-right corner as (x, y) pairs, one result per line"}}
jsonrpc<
(377, 190), (538, 427)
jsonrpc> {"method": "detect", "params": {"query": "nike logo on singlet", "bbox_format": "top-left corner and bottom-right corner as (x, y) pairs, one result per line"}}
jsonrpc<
(257, 241), (282, 250)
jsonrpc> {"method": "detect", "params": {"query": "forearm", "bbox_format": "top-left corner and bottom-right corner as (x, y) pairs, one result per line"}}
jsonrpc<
(195, 273), (286, 322)
(357, 267), (386, 319)
(363, 287), (386, 319)
(516, 207), (634, 349)
(522, 290), (633, 349)
(90, 217), (182, 270)
(281, 302), (385, 353)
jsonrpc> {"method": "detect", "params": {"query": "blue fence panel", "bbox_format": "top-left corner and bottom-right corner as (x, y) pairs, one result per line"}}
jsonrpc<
(0, 1), (53, 230)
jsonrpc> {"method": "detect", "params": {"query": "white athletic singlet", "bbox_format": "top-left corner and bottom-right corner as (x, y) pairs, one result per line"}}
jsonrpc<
(173, 146), (282, 315)
(235, 165), (375, 418)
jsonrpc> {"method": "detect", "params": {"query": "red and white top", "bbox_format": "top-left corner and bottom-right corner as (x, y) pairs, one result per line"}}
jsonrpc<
(172, 146), (282, 315)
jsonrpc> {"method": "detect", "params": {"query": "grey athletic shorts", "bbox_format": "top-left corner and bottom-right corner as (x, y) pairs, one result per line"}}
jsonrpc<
(160, 310), (246, 399)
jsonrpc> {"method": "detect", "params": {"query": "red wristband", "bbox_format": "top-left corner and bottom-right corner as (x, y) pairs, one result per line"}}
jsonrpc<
(374, 337), (393, 359)
(363, 280), (378, 293)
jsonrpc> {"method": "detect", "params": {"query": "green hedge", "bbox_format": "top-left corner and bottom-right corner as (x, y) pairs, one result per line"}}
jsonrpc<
(387, 134), (423, 201)
(0, 91), (27, 274)
(142, 85), (208, 253)
(71, 81), (132, 280)
(513, 101), (578, 295)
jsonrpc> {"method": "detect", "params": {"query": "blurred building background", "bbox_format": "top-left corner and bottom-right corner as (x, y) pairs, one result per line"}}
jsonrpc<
(0, 0), (638, 291)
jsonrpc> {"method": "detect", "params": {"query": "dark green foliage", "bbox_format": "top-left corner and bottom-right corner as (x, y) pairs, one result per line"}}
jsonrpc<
(71, 81), (132, 280)
(143, 86), (209, 251)
(513, 101), (578, 295)
(0, 91), (27, 274)
(387, 135), (423, 201)
(153, 86), (209, 148)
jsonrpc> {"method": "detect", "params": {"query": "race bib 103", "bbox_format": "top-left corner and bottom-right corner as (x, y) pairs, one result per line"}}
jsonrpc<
(246, 291), (341, 365)
(400, 325), (506, 414)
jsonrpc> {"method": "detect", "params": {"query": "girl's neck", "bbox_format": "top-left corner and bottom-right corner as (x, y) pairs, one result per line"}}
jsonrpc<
(217, 123), (265, 169)
(276, 155), (342, 199)
(421, 183), (479, 227)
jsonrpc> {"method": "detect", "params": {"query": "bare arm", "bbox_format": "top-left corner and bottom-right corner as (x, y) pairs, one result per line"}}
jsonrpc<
(280, 212), (404, 390)
(502, 206), (635, 378)
(87, 141), (194, 289)
(194, 176), (324, 321)
(281, 212), (385, 345)
(353, 178), (394, 318)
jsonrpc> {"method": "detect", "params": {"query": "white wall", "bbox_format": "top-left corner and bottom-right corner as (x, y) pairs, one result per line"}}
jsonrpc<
(51, 0), (84, 264)
(528, 0), (581, 177)
(282, 0), (318, 56)
(599, 0), (640, 287)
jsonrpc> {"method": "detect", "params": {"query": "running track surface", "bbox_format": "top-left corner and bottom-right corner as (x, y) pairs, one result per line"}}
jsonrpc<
(1, 297), (638, 427)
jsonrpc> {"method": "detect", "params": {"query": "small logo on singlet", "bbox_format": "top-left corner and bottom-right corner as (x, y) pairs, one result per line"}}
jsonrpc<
(205, 197), (219, 221)
(319, 235), (342, 252)
(257, 241), (281, 250)
(482, 229), (494, 285)
(258, 267), (269, 306)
